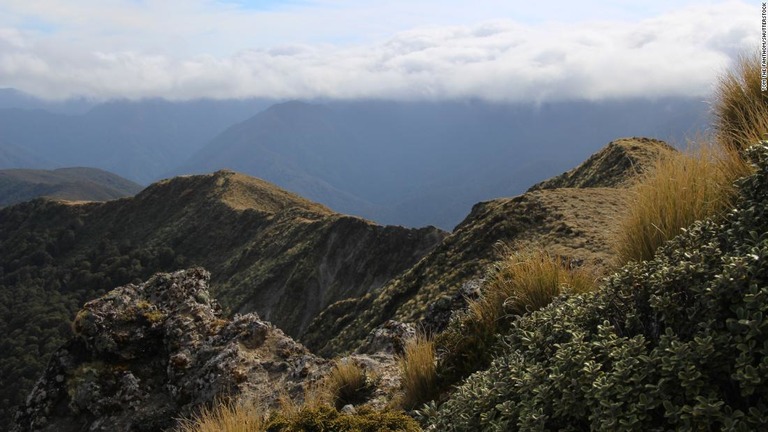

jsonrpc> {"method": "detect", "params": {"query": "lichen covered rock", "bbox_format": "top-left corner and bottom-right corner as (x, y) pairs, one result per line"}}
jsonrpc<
(14, 268), (328, 432)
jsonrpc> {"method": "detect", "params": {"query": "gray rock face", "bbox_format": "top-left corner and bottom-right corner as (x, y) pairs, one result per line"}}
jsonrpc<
(356, 320), (417, 356)
(422, 279), (483, 334)
(14, 268), (328, 432)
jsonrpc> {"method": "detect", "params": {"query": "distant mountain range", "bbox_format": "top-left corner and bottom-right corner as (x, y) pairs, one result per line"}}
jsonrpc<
(0, 167), (143, 207)
(176, 98), (708, 228)
(0, 94), (275, 183)
(0, 89), (709, 228)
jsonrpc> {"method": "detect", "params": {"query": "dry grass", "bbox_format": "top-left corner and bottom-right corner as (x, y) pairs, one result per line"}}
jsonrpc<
(613, 51), (762, 265)
(472, 249), (597, 327)
(714, 51), (768, 151)
(613, 142), (751, 265)
(324, 359), (370, 409)
(397, 334), (438, 410)
(433, 249), (597, 395)
(175, 400), (265, 432)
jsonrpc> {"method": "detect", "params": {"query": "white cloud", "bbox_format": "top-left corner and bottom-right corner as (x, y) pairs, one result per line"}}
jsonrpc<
(0, 0), (758, 101)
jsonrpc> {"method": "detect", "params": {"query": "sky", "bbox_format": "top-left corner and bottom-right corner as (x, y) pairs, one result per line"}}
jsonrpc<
(0, 0), (759, 102)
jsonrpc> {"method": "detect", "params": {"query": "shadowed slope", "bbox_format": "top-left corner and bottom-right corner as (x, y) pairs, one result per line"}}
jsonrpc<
(0, 167), (143, 206)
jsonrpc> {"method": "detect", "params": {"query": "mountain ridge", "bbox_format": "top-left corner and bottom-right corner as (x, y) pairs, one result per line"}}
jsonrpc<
(302, 137), (674, 355)
(0, 170), (445, 425)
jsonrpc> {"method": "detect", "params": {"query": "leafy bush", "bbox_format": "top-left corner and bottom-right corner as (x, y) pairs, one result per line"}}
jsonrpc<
(397, 334), (438, 410)
(428, 144), (768, 431)
(436, 250), (596, 390)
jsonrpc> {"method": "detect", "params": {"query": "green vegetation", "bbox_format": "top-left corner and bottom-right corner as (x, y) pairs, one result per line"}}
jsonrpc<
(427, 143), (768, 430)
(0, 200), (185, 423)
(436, 250), (597, 390)
(265, 405), (420, 432)
(176, 398), (420, 432)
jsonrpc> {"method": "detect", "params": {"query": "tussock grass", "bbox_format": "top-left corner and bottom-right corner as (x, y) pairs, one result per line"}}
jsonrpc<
(479, 248), (596, 319)
(613, 143), (751, 265)
(436, 249), (597, 389)
(325, 359), (370, 409)
(175, 400), (265, 432)
(613, 51), (762, 265)
(714, 52), (768, 151)
(269, 385), (419, 431)
(266, 405), (421, 431)
(397, 334), (438, 410)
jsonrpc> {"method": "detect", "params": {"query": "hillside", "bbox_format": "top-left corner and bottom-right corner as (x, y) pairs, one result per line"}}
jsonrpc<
(0, 140), (55, 169)
(428, 142), (768, 430)
(0, 171), (445, 426)
(303, 137), (674, 355)
(0, 167), (143, 207)
(6, 135), (692, 431)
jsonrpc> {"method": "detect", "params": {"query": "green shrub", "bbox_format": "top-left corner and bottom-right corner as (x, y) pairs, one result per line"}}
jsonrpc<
(428, 144), (768, 431)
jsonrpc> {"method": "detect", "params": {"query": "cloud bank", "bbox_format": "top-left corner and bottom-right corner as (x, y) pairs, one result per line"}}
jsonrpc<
(0, 1), (758, 101)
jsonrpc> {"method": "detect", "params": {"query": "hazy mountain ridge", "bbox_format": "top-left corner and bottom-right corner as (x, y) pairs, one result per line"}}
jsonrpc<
(0, 90), (708, 228)
(176, 98), (708, 229)
(0, 167), (143, 207)
(0, 97), (275, 183)
(0, 140), (56, 170)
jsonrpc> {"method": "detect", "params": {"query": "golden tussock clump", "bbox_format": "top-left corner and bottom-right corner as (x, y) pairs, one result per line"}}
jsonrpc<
(613, 51), (761, 264)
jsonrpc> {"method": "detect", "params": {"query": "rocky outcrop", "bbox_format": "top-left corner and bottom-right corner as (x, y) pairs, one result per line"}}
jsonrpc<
(14, 269), (328, 432)
(528, 137), (675, 191)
